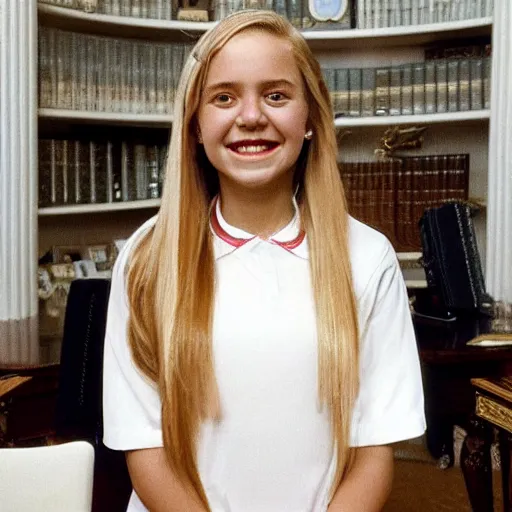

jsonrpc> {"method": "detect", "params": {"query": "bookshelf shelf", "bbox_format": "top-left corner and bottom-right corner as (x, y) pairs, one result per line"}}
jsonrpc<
(38, 4), (491, 49)
(38, 108), (173, 127)
(305, 17), (493, 50)
(38, 198), (161, 216)
(38, 108), (490, 129)
(334, 109), (490, 128)
(37, 4), (216, 43)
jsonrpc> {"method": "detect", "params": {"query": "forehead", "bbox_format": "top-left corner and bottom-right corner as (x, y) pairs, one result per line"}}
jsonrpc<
(204, 30), (302, 85)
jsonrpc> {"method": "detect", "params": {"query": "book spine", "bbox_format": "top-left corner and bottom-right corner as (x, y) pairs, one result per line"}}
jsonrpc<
(435, 59), (448, 113)
(62, 140), (69, 204)
(273, 0), (287, 17)
(38, 28), (51, 108)
(458, 58), (471, 111)
(322, 68), (336, 113)
(470, 58), (483, 110)
(357, 0), (365, 28)
(89, 141), (97, 204)
(375, 67), (390, 116)
(361, 68), (376, 117)
(287, 0), (302, 28)
(389, 66), (401, 116)
(135, 144), (147, 200)
(38, 140), (52, 207)
(447, 59), (460, 112)
(97, 36), (106, 112)
(335, 68), (350, 117)
(413, 62), (426, 115)
(483, 50), (492, 109)
(425, 60), (436, 114)
(402, 0), (412, 25)
(411, 0), (419, 25)
(49, 29), (58, 108)
(73, 140), (81, 204)
(365, 0), (372, 28)
(121, 141), (129, 201)
(348, 68), (362, 117)
(373, 0), (381, 28)
(401, 64), (413, 115)
(106, 141), (114, 203)
(110, 0), (121, 16)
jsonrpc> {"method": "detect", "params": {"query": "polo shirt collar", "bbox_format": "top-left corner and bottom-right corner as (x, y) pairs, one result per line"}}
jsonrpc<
(211, 196), (308, 260)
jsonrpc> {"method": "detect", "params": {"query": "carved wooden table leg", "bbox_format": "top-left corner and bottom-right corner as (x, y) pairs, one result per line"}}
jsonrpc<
(461, 415), (494, 512)
(498, 430), (512, 512)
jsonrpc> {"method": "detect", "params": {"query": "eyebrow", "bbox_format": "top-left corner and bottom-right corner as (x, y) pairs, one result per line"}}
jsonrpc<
(204, 79), (297, 94)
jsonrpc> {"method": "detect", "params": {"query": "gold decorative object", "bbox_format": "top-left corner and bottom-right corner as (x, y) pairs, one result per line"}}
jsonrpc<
(374, 126), (428, 159)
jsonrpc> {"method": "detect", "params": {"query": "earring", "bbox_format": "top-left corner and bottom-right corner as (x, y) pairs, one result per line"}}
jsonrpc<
(304, 129), (313, 140)
(197, 130), (203, 144)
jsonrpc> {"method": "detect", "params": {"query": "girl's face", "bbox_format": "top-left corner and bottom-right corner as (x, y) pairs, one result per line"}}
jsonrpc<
(196, 30), (309, 194)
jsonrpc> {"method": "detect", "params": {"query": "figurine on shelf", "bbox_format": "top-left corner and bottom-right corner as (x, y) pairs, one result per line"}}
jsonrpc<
(375, 125), (428, 159)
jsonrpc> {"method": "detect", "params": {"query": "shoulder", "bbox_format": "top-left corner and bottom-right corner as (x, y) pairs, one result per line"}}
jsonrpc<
(348, 216), (397, 299)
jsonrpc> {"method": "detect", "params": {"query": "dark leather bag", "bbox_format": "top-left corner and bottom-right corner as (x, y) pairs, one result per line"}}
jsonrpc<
(419, 202), (488, 311)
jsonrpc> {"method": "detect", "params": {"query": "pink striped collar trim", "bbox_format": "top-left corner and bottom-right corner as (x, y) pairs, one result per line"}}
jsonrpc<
(210, 197), (307, 257)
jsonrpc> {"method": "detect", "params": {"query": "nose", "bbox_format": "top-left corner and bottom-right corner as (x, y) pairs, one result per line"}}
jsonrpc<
(236, 96), (267, 130)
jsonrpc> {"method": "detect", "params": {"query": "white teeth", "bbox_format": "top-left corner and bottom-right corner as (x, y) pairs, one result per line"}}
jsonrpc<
(236, 145), (269, 153)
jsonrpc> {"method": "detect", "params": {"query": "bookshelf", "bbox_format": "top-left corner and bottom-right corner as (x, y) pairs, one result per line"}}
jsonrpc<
(36, 7), (493, 242)
(334, 109), (490, 128)
(38, 4), (492, 48)
(38, 108), (491, 130)
(38, 198), (161, 215)
(38, 108), (172, 127)
(35, 2), (497, 354)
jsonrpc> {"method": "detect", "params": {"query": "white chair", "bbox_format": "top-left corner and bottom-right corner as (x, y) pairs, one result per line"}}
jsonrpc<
(0, 441), (95, 512)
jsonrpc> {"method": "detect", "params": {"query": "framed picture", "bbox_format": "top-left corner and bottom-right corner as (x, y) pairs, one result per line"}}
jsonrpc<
(87, 244), (109, 263)
(52, 245), (86, 264)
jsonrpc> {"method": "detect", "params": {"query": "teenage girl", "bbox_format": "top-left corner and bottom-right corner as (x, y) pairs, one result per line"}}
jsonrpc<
(103, 10), (426, 512)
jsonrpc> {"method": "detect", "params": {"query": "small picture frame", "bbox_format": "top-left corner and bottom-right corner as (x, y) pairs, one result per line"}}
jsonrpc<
(87, 244), (109, 264)
(52, 245), (86, 264)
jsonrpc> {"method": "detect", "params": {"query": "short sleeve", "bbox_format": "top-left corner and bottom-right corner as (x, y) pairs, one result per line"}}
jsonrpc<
(102, 218), (164, 451)
(350, 244), (426, 447)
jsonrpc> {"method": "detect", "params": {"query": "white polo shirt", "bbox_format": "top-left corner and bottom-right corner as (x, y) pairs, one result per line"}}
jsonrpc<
(103, 200), (426, 512)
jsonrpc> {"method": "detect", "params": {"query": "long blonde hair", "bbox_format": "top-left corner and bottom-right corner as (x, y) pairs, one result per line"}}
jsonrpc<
(126, 10), (359, 508)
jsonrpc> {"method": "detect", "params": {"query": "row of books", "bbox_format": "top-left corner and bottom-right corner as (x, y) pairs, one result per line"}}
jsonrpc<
(355, 0), (493, 29)
(39, 27), (192, 113)
(38, 0), (492, 26)
(38, 139), (167, 207)
(323, 57), (491, 118)
(339, 154), (469, 251)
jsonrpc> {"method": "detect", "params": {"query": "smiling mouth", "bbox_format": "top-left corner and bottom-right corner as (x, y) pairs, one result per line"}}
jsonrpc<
(226, 140), (280, 155)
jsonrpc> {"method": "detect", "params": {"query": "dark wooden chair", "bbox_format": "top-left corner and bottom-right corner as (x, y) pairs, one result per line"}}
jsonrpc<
(55, 278), (132, 512)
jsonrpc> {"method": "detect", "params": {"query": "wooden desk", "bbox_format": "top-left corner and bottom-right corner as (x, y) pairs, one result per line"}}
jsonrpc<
(415, 315), (512, 470)
(0, 364), (59, 447)
(465, 377), (512, 512)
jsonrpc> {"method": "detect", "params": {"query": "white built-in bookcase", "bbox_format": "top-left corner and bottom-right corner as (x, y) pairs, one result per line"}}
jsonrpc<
(37, 3), (494, 292)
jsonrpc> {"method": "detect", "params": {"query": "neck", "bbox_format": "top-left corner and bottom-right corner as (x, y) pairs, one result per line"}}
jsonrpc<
(218, 180), (295, 239)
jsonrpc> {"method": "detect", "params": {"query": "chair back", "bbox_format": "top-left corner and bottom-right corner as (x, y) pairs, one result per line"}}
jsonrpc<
(55, 278), (132, 511)
(0, 441), (94, 512)
(55, 278), (111, 442)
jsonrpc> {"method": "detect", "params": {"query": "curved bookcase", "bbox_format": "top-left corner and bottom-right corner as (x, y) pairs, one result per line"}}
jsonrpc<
(38, 4), (492, 49)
